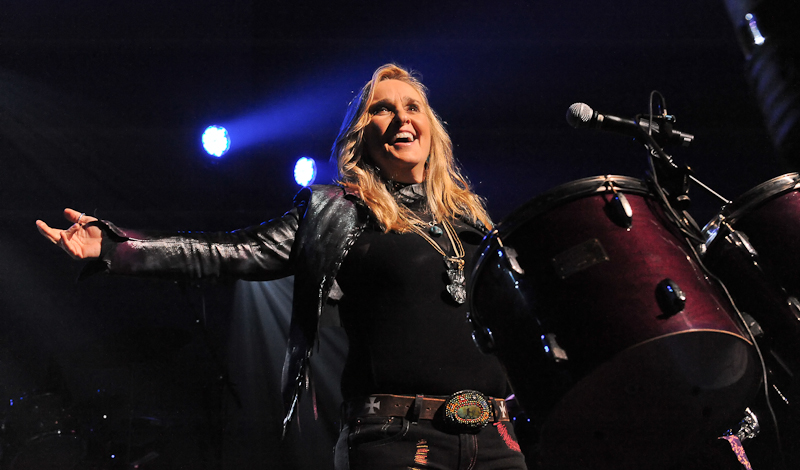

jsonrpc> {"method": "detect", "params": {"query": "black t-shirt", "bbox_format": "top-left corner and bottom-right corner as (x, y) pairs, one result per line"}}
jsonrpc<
(335, 189), (508, 401)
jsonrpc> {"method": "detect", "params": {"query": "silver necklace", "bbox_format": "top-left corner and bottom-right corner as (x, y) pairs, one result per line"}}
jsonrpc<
(410, 218), (467, 304)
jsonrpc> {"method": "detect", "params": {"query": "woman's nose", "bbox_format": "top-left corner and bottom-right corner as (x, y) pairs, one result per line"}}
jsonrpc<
(395, 109), (411, 124)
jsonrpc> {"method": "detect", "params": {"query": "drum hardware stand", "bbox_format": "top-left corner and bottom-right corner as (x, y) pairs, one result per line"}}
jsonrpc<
(737, 407), (762, 441)
(715, 408), (760, 470)
(641, 124), (729, 207)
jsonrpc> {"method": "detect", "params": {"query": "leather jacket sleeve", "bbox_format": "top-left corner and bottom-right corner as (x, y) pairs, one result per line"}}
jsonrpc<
(84, 207), (301, 282)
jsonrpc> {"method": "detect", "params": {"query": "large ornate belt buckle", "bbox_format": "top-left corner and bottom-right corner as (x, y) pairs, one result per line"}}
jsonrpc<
(443, 390), (492, 430)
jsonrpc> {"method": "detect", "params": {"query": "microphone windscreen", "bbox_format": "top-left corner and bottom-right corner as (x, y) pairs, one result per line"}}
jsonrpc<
(566, 102), (593, 128)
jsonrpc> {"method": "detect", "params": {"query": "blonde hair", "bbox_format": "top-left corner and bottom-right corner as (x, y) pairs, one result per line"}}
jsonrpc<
(333, 64), (491, 232)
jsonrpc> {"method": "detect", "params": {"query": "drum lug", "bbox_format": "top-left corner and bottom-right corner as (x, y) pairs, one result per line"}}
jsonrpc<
(605, 192), (633, 228)
(541, 333), (568, 362)
(655, 278), (686, 317)
(501, 245), (525, 275)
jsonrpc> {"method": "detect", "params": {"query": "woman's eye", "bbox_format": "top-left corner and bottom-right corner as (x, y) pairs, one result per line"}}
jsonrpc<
(372, 105), (392, 115)
(408, 104), (420, 112)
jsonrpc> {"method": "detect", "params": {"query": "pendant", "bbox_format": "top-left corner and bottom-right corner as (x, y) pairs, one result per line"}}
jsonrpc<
(429, 224), (444, 237)
(446, 283), (467, 304)
(445, 258), (467, 304)
(446, 264), (465, 285)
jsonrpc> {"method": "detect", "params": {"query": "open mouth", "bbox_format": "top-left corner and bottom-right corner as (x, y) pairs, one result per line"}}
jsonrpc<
(391, 131), (416, 144)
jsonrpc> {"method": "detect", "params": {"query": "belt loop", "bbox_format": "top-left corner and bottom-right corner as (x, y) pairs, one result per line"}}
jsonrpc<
(409, 394), (424, 422)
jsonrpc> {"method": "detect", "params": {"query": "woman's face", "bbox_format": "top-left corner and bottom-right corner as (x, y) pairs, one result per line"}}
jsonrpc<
(363, 79), (432, 183)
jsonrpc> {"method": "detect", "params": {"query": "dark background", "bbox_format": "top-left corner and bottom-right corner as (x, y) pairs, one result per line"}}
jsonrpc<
(0, 1), (793, 468)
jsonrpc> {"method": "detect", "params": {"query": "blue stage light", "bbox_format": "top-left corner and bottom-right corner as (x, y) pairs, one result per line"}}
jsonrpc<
(294, 157), (317, 186)
(202, 125), (231, 157)
(745, 13), (766, 46)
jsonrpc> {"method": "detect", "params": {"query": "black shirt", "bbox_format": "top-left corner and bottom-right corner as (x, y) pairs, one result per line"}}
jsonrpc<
(335, 185), (508, 401)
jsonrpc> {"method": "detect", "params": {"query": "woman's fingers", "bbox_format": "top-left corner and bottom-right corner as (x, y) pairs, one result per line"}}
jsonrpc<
(36, 219), (61, 244)
(36, 208), (92, 243)
(36, 209), (103, 259)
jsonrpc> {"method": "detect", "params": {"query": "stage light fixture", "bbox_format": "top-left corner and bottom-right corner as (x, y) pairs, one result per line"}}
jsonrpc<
(294, 157), (317, 186)
(745, 13), (766, 46)
(202, 125), (231, 157)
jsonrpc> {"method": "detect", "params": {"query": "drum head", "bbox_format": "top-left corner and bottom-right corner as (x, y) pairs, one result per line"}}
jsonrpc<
(496, 175), (650, 237)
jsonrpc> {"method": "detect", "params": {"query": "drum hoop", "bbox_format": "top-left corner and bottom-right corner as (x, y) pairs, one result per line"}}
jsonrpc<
(496, 175), (650, 237)
(469, 175), (649, 315)
(715, 172), (800, 225)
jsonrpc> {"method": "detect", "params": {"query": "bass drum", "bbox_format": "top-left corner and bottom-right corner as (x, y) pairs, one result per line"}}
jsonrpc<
(702, 173), (800, 468)
(703, 173), (800, 355)
(469, 175), (759, 470)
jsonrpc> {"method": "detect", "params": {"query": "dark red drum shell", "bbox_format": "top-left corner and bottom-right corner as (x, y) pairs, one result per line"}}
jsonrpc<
(470, 175), (759, 470)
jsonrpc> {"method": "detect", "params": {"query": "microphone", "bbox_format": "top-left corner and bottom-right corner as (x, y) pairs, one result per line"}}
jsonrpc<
(566, 102), (694, 147)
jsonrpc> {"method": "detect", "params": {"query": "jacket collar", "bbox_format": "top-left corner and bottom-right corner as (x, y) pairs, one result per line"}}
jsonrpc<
(390, 181), (426, 206)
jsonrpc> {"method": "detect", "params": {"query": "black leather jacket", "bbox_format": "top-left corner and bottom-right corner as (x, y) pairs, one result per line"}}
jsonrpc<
(91, 184), (369, 433)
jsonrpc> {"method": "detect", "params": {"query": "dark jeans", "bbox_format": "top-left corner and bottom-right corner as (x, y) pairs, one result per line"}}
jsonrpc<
(334, 416), (528, 470)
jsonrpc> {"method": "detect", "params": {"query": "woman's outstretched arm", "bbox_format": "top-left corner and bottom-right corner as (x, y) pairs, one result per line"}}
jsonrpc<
(36, 207), (301, 282)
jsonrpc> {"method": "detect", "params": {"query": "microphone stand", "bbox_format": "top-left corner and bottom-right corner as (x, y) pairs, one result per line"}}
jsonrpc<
(635, 114), (730, 207)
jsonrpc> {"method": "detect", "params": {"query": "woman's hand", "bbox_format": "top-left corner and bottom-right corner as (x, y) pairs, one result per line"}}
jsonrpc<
(36, 208), (103, 259)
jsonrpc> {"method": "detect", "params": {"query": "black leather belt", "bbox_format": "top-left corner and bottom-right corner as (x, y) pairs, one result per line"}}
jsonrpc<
(347, 390), (510, 430)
